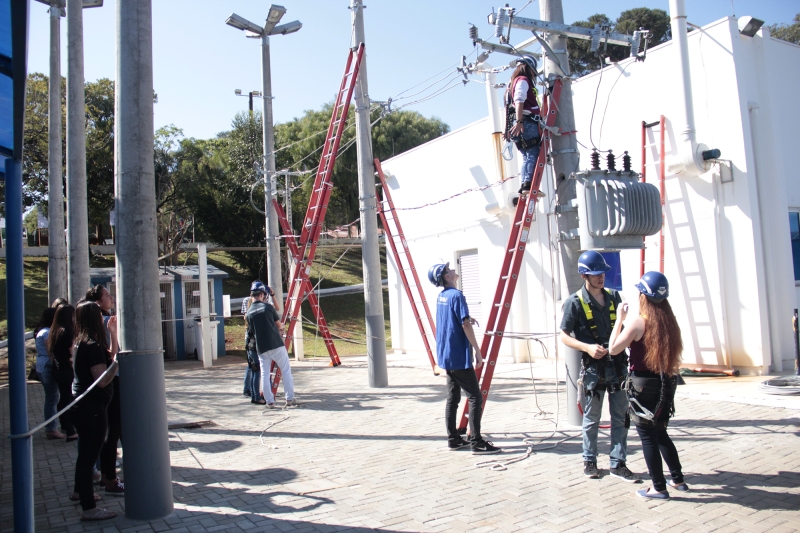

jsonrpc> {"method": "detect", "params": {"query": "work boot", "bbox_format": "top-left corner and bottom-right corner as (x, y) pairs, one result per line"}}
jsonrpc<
(610, 463), (641, 483)
(519, 181), (532, 194)
(583, 461), (599, 478)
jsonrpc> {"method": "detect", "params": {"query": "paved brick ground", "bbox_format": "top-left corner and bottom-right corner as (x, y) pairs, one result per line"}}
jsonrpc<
(2, 353), (799, 532)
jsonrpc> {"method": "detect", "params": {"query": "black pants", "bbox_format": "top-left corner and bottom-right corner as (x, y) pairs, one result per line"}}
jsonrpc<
(635, 423), (684, 492)
(54, 369), (76, 436)
(100, 376), (122, 481)
(445, 369), (483, 442)
(73, 402), (108, 511)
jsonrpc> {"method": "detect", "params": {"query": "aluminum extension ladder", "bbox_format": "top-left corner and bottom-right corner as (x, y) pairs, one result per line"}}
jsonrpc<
(374, 158), (441, 375)
(273, 199), (341, 367)
(458, 79), (563, 432)
(270, 44), (364, 397)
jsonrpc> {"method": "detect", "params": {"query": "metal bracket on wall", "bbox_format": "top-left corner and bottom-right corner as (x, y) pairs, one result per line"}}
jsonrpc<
(715, 159), (734, 183)
(559, 229), (580, 241)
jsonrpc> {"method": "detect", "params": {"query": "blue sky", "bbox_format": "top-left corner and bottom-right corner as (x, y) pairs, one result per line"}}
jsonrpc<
(26, 0), (800, 140)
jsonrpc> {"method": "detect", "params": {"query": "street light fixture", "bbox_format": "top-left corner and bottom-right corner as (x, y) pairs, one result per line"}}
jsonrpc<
(225, 5), (301, 313)
(234, 89), (263, 113)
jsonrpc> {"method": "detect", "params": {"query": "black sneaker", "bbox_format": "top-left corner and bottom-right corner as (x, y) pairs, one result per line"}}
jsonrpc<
(471, 439), (501, 455)
(518, 181), (532, 194)
(610, 463), (641, 483)
(584, 461), (599, 478)
(447, 438), (471, 451)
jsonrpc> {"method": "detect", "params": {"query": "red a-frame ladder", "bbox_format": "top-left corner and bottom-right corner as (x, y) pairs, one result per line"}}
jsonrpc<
(270, 44), (364, 397)
(374, 159), (440, 375)
(273, 199), (341, 366)
(458, 80), (563, 431)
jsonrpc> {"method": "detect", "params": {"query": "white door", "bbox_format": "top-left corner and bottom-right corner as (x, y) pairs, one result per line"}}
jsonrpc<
(457, 250), (482, 331)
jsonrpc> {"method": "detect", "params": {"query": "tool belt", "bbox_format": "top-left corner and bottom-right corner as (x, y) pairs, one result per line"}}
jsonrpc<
(512, 116), (541, 151)
(624, 372), (677, 428)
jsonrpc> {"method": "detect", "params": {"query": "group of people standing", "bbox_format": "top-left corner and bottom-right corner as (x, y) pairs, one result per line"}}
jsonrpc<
(33, 285), (124, 521)
(431, 251), (687, 499)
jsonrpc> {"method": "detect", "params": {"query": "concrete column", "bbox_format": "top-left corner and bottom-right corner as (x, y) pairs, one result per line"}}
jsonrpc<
(66, 0), (90, 303)
(351, 0), (387, 387)
(540, 0), (583, 426)
(48, 4), (67, 303)
(540, 0), (582, 295)
(198, 243), (213, 369)
(261, 34), (284, 313)
(115, 0), (174, 519)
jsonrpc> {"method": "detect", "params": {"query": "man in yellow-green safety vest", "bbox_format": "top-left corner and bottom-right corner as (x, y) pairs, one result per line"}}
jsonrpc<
(560, 251), (641, 483)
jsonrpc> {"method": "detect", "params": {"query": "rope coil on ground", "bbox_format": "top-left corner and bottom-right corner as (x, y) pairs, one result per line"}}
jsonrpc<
(759, 376), (800, 395)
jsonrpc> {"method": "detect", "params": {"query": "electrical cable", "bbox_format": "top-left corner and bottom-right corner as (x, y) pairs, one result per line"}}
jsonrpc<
(392, 71), (462, 102)
(587, 56), (606, 152)
(597, 62), (631, 149)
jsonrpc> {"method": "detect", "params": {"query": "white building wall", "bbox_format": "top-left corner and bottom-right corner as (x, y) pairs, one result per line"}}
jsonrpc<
(383, 17), (800, 374)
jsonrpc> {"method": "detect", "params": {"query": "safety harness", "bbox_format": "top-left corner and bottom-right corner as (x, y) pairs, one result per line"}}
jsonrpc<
(625, 373), (678, 428)
(576, 288), (626, 395)
(577, 288), (616, 343)
(504, 77), (541, 151)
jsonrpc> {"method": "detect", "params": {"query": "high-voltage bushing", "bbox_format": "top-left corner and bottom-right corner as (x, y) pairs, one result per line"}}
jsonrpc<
(573, 168), (661, 250)
(591, 149), (601, 170)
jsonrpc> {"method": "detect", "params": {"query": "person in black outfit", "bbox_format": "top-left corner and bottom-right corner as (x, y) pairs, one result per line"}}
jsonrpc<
(608, 271), (687, 499)
(48, 304), (77, 440)
(85, 285), (124, 496)
(71, 301), (118, 521)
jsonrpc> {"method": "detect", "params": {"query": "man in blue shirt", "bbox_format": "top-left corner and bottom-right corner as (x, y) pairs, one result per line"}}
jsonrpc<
(429, 263), (500, 455)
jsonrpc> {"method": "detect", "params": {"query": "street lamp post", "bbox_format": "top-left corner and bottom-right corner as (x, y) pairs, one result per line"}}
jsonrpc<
(225, 6), (301, 310)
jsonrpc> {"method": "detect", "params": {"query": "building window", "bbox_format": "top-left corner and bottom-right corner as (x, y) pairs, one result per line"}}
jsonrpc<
(790, 212), (800, 281)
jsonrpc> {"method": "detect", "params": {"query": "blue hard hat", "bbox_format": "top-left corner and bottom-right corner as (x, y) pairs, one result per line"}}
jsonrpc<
(636, 271), (669, 300)
(577, 251), (611, 275)
(250, 280), (267, 295)
(428, 263), (449, 287)
(516, 55), (538, 72)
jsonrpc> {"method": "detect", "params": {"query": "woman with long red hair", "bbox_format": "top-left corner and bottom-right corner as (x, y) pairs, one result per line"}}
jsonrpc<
(609, 271), (688, 499)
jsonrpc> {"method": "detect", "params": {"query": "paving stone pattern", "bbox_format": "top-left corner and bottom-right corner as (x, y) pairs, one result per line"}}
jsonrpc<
(2, 354), (799, 532)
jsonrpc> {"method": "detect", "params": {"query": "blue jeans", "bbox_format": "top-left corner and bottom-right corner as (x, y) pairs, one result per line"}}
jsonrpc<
(39, 360), (60, 432)
(519, 143), (541, 185)
(243, 366), (253, 395)
(582, 386), (629, 468)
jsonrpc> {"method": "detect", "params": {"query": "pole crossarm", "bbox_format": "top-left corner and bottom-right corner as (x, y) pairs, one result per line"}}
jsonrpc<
(489, 13), (642, 51)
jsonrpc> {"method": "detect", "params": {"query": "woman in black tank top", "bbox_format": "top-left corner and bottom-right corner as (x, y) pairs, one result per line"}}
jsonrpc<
(608, 272), (688, 499)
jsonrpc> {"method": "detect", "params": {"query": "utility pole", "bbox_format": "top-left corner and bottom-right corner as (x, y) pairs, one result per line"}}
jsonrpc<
(225, 6), (302, 312)
(66, 0), (90, 303)
(260, 34), (283, 312)
(539, 0), (582, 296)
(47, 1), (67, 302)
(115, 0), (174, 519)
(351, 0), (388, 387)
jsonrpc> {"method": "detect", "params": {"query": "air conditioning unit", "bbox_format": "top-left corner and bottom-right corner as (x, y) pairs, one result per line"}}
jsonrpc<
(575, 169), (661, 250)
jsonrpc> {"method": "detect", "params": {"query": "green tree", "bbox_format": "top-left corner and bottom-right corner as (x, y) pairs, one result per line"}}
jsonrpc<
(769, 14), (800, 44)
(568, 8), (671, 77)
(7, 73), (114, 240)
(84, 78), (115, 239)
(179, 113), (268, 278)
(274, 105), (449, 234)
